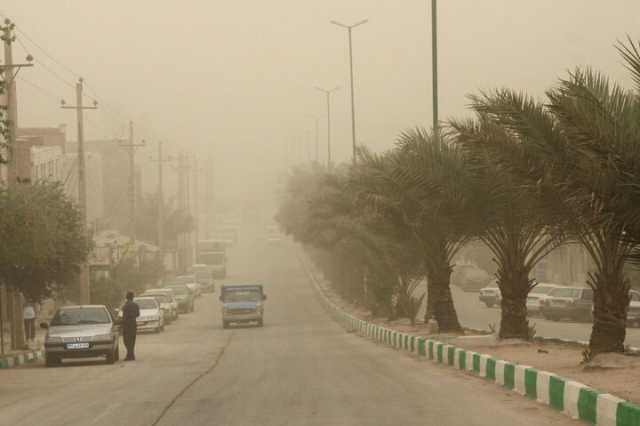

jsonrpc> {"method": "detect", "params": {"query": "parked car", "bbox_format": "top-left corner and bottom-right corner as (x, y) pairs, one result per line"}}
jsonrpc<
(451, 263), (491, 292)
(526, 283), (563, 315)
(167, 284), (195, 313)
(41, 305), (120, 366)
(540, 286), (593, 321)
(133, 297), (165, 333)
(185, 282), (202, 298)
(627, 290), (640, 327)
(189, 264), (216, 293)
(479, 281), (501, 308)
(220, 284), (267, 328)
(143, 288), (179, 321)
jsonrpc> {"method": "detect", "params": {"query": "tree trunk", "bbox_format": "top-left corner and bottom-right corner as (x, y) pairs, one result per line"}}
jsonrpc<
(425, 268), (462, 333)
(498, 266), (530, 340)
(589, 270), (628, 357)
(499, 295), (529, 339)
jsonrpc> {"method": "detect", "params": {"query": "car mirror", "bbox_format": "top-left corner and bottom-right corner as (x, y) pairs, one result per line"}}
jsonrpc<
(39, 322), (48, 329)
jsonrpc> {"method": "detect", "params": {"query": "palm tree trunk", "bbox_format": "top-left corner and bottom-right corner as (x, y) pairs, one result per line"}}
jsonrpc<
(498, 266), (531, 340)
(588, 270), (629, 356)
(425, 268), (462, 332)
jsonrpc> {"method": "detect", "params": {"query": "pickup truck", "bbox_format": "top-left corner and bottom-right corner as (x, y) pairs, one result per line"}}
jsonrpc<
(220, 285), (267, 329)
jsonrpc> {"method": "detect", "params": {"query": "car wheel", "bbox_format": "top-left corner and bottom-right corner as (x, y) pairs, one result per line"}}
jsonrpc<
(45, 354), (60, 367)
(222, 321), (229, 329)
(106, 350), (116, 364)
(485, 302), (494, 308)
(114, 345), (120, 361)
(257, 319), (264, 327)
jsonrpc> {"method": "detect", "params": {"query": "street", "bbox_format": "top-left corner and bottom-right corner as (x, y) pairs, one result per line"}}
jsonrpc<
(0, 233), (575, 426)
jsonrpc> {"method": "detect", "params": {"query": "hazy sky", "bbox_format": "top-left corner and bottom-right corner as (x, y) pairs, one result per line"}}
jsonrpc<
(3, 1), (640, 204)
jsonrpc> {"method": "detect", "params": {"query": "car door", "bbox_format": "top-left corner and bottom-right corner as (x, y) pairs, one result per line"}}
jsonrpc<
(575, 288), (594, 320)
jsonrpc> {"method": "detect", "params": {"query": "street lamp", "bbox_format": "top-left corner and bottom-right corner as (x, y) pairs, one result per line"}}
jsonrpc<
(305, 114), (320, 165)
(314, 86), (341, 169)
(330, 18), (368, 164)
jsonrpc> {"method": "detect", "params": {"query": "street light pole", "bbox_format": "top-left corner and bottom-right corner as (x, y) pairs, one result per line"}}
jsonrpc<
(315, 86), (340, 169)
(331, 19), (368, 164)
(431, 0), (439, 138)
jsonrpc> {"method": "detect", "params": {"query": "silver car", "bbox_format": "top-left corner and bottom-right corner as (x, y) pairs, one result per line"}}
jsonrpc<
(41, 305), (120, 367)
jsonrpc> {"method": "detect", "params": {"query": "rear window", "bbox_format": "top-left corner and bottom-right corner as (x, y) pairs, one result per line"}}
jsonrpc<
(530, 285), (556, 295)
(223, 289), (262, 302)
(51, 307), (111, 326)
(135, 298), (159, 309)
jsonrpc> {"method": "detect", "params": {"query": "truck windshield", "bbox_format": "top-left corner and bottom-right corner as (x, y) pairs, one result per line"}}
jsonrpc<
(198, 252), (225, 264)
(223, 290), (262, 302)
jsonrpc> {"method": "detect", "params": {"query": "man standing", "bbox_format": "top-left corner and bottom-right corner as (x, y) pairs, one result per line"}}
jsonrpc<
(121, 291), (140, 361)
(23, 301), (36, 344)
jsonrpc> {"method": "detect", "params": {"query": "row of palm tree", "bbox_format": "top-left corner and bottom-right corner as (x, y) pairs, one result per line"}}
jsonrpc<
(277, 38), (640, 357)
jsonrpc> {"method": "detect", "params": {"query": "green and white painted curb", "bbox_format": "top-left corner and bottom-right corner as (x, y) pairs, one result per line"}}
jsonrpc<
(304, 259), (640, 426)
(0, 350), (44, 369)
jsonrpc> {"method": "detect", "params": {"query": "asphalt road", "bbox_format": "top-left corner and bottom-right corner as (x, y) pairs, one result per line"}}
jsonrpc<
(0, 231), (574, 426)
(451, 286), (640, 347)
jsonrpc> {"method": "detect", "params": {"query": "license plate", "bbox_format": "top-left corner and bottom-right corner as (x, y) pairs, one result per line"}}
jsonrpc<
(66, 342), (90, 350)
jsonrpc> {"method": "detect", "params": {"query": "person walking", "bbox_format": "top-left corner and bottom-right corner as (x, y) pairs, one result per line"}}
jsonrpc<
(121, 291), (140, 361)
(23, 301), (36, 344)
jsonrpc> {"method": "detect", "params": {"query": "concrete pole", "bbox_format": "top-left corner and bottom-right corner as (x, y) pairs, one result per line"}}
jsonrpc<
(326, 92), (331, 169)
(128, 121), (136, 242)
(75, 80), (89, 304)
(157, 141), (165, 257)
(431, 0), (439, 138)
(347, 27), (357, 164)
(2, 21), (25, 349)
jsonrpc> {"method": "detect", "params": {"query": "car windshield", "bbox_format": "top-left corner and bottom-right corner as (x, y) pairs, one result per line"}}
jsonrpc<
(146, 294), (171, 303)
(530, 285), (556, 295)
(223, 289), (262, 302)
(135, 298), (158, 309)
(549, 288), (579, 298)
(51, 307), (111, 326)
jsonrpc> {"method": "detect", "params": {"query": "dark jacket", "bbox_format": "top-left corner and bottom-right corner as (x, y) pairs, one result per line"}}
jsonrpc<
(122, 300), (140, 328)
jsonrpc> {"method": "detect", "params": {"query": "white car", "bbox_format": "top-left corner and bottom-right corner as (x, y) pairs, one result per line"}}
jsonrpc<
(185, 282), (202, 298)
(133, 297), (165, 333)
(144, 288), (179, 320)
(628, 290), (640, 327)
(526, 283), (563, 314)
(142, 291), (178, 323)
(479, 283), (501, 308)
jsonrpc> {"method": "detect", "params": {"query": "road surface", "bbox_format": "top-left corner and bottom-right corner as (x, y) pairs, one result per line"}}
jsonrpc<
(0, 230), (574, 426)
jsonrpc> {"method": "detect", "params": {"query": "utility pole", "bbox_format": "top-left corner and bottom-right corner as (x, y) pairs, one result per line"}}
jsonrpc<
(173, 153), (191, 271)
(1, 18), (33, 351)
(315, 86), (340, 169)
(61, 78), (98, 305)
(193, 156), (200, 260)
(119, 121), (145, 243)
(331, 19), (368, 164)
(150, 141), (173, 262)
(431, 0), (439, 138)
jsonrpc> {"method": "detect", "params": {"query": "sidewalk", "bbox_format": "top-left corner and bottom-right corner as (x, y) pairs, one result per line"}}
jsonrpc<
(0, 325), (46, 369)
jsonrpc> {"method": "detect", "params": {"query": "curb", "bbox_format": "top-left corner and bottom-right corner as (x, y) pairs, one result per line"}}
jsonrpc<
(0, 350), (44, 369)
(302, 257), (640, 426)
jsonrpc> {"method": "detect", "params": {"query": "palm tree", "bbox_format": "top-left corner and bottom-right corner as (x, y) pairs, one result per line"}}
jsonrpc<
(449, 115), (566, 339)
(470, 67), (640, 354)
(350, 131), (476, 332)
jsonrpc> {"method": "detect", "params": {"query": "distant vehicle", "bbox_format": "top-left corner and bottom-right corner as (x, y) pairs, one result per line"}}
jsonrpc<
(479, 281), (500, 308)
(198, 239), (227, 253)
(143, 288), (179, 321)
(526, 283), (563, 315)
(220, 284), (267, 329)
(133, 297), (165, 333)
(628, 290), (640, 327)
(540, 286), (593, 321)
(185, 282), (202, 298)
(212, 227), (238, 245)
(451, 263), (491, 292)
(198, 251), (227, 279)
(188, 264), (216, 293)
(41, 305), (120, 366)
(141, 291), (178, 322)
(166, 284), (195, 313)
